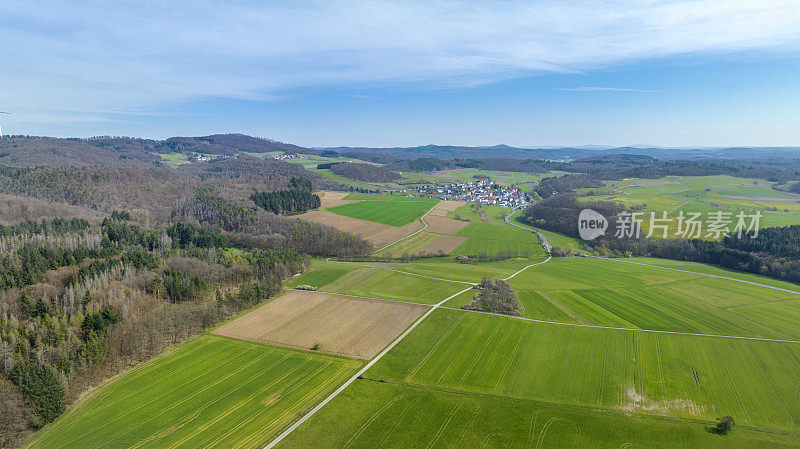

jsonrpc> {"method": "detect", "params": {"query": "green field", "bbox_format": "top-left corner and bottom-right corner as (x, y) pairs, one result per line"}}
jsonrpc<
(504, 256), (800, 339)
(284, 259), (360, 289)
(327, 195), (438, 226)
(275, 378), (800, 449)
(367, 308), (800, 432)
(339, 268), (468, 304)
(26, 335), (359, 449)
(156, 152), (190, 167)
(451, 221), (545, 257)
(373, 231), (440, 257)
(579, 175), (800, 238)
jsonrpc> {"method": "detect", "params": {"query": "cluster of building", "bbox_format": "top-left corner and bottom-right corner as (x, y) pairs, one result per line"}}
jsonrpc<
(415, 180), (526, 207)
(192, 154), (229, 162)
(270, 153), (301, 160)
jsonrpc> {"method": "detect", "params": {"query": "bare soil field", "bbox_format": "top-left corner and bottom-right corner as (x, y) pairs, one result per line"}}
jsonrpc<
(213, 290), (428, 358)
(432, 200), (466, 211)
(319, 191), (359, 207)
(420, 235), (468, 254)
(428, 209), (448, 216)
(296, 209), (423, 247)
(424, 215), (469, 234)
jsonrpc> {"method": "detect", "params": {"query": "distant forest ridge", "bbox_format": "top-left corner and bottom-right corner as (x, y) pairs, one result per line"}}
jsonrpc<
(321, 144), (800, 161)
(1, 134), (800, 170)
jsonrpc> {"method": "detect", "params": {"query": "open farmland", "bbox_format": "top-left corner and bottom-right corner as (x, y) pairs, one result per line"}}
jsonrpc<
(25, 335), (359, 449)
(296, 208), (423, 247)
(327, 195), (438, 226)
(366, 308), (800, 431)
(451, 221), (545, 256)
(579, 175), (800, 237)
(274, 379), (800, 449)
(504, 256), (800, 339)
(376, 201), (471, 257)
(214, 290), (429, 358)
(338, 268), (470, 304)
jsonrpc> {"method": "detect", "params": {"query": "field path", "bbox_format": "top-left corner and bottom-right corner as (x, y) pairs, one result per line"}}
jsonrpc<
(264, 208), (553, 449)
(263, 284), (475, 449)
(373, 200), (441, 253)
(592, 256), (800, 298)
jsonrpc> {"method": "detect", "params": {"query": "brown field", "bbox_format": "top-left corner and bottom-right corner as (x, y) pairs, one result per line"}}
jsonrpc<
(428, 209), (448, 216)
(420, 235), (467, 254)
(213, 290), (428, 358)
(296, 209), (423, 247)
(432, 200), (466, 211)
(319, 191), (359, 207)
(424, 215), (469, 234)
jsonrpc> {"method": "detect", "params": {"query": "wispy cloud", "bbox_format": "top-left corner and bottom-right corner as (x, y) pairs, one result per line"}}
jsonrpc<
(1, 0), (799, 129)
(558, 87), (661, 93)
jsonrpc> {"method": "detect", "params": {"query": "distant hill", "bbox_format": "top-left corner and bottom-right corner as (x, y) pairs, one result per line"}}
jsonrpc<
(320, 144), (800, 161)
(0, 134), (313, 167)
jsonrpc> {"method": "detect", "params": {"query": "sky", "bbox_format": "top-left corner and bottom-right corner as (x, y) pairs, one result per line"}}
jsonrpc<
(1, 0), (800, 147)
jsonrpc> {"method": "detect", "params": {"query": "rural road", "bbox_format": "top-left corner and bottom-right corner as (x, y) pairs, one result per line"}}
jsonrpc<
(264, 203), (553, 449)
(372, 200), (442, 254)
(505, 208), (551, 250)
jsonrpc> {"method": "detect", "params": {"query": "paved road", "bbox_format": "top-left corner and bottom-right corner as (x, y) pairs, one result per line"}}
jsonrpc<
(505, 208), (551, 250)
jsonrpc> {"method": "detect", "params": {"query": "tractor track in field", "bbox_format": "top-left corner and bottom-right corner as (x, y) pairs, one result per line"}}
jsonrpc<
(265, 201), (800, 448)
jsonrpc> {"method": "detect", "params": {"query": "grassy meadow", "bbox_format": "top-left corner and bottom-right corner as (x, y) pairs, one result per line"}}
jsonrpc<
(367, 308), (800, 432)
(327, 195), (438, 226)
(26, 335), (360, 449)
(274, 380), (800, 449)
(580, 175), (800, 237)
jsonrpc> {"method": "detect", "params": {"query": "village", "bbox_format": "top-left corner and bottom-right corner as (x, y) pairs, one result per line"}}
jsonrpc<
(414, 179), (526, 207)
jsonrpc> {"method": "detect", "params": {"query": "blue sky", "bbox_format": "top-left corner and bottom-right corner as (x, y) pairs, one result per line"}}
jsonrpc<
(2, 1), (800, 147)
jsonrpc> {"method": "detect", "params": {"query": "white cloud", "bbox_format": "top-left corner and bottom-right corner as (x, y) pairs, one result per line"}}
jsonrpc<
(1, 0), (799, 121)
(559, 87), (660, 93)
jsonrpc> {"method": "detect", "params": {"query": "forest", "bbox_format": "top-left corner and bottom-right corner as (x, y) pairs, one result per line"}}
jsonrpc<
(328, 162), (401, 182)
(0, 213), (312, 446)
(522, 194), (800, 285)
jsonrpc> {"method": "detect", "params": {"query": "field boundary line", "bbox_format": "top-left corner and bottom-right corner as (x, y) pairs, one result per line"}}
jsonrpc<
(666, 200), (690, 215)
(591, 256), (800, 297)
(373, 200), (442, 253)
(262, 284), (474, 449)
(383, 268), (477, 285)
(438, 306), (800, 344)
(301, 289), (435, 307)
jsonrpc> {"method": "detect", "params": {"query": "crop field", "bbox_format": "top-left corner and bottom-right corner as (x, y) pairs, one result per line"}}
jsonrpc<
(26, 335), (359, 449)
(156, 152), (190, 167)
(284, 260), (358, 289)
(274, 380), (800, 449)
(505, 257), (800, 339)
(327, 195), (438, 226)
(579, 175), (800, 237)
(451, 221), (545, 256)
(214, 291), (428, 358)
(339, 268), (469, 304)
(367, 308), (800, 431)
(296, 208), (423, 247)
